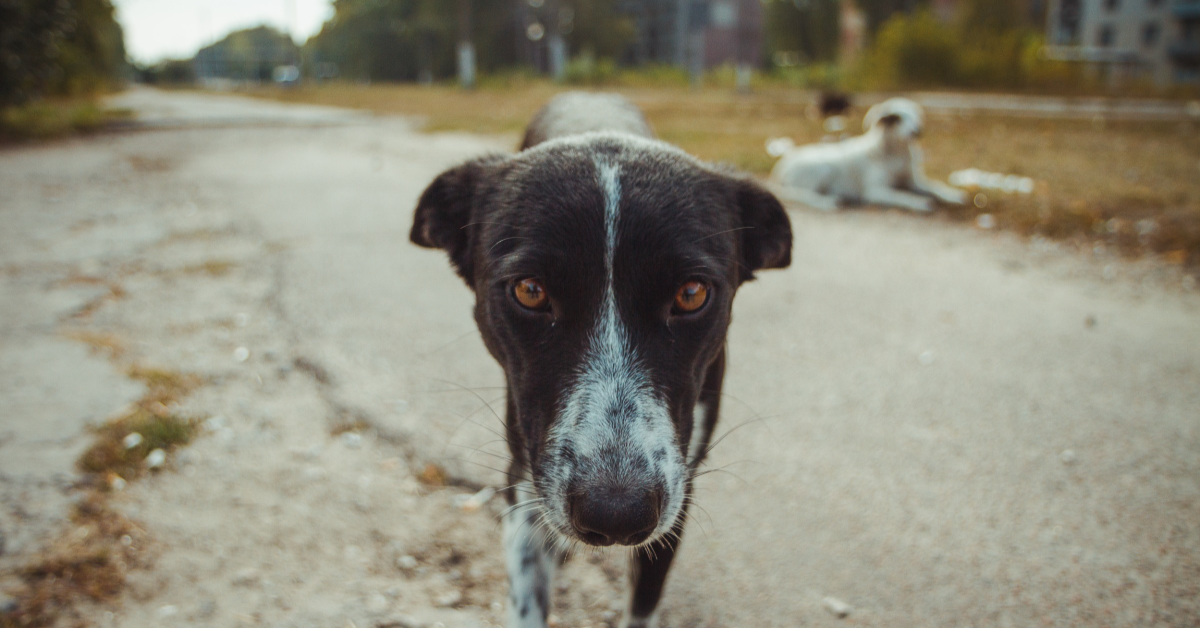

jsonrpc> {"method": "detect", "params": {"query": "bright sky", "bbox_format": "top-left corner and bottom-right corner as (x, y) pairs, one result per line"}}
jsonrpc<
(112, 0), (335, 64)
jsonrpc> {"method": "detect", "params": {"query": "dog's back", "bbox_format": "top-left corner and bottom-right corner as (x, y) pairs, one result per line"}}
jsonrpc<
(520, 92), (654, 149)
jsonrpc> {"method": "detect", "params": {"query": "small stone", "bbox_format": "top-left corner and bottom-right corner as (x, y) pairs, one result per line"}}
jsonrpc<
(918, 350), (936, 366)
(976, 213), (995, 229)
(233, 346), (250, 363)
(232, 567), (261, 587)
(123, 432), (144, 449)
(396, 555), (418, 571)
(340, 432), (363, 449)
(145, 448), (167, 469)
(459, 487), (496, 512)
(434, 590), (462, 608)
(157, 605), (178, 618)
(109, 474), (126, 491)
(1060, 449), (1077, 465)
(822, 596), (852, 618)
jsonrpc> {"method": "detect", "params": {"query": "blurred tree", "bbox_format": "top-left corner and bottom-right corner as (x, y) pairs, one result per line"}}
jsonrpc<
(0, 0), (127, 105)
(195, 26), (299, 82)
(764, 0), (840, 65)
(856, 0), (926, 34)
(306, 0), (520, 82)
(561, 0), (636, 62)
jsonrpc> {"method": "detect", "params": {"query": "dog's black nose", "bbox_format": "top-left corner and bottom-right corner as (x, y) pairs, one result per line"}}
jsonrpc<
(568, 486), (662, 546)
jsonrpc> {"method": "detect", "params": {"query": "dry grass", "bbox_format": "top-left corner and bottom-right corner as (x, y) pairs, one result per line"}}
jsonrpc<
(60, 330), (126, 359)
(0, 495), (149, 628)
(75, 366), (203, 482)
(252, 83), (1200, 271)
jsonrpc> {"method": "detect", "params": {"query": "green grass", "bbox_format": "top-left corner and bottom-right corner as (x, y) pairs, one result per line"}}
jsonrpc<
(0, 100), (132, 143)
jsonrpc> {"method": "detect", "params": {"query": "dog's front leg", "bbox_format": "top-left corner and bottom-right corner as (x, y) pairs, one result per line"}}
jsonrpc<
(910, 175), (967, 205)
(504, 484), (561, 628)
(862, 186), (934, 212)
(907, 145), (966, 205)
(623, 501), (689, 628)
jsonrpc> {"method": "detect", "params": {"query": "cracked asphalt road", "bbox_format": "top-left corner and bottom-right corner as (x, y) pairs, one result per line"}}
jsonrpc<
(1, 87), (1198, 627)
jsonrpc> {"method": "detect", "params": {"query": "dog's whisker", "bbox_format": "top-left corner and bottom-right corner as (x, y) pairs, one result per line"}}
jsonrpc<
(425, 377), (508, 430)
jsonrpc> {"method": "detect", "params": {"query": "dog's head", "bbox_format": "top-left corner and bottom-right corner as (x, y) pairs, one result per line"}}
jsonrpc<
(864, 97), (924, 140)
(412, 133), (792, 548)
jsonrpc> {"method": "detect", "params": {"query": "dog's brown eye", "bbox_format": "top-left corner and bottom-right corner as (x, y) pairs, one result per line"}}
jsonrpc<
(513, 278), (549, 311)
(673, 281), (709, 314)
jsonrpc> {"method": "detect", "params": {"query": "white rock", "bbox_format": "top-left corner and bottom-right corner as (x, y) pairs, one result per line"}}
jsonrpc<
(1060, 449), (1077, 464)
(123, 432), (144, 449)
(396, 555), (418, 570)
(340, 432), (363, 449)
(232, 567), (261, 587)
(918, 350), (936, 366)
(459, 487), (496, 512)
(156, 605), (178, 618)
(822, 596), (852, 618)
(434, 590), (462, 608)
(145, 448), (167, 469)
(233, 346), (250, 363)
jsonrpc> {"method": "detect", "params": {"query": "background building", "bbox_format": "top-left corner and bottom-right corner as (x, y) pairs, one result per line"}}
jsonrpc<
(1045, 0), (1200, 85)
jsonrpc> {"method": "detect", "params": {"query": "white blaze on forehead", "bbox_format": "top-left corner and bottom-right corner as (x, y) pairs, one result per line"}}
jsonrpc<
(539, 157), (686, 542)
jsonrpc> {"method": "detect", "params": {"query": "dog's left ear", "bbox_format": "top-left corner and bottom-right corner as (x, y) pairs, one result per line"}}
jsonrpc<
(411, 154), (508, 285)
(731, 177), (793, 282)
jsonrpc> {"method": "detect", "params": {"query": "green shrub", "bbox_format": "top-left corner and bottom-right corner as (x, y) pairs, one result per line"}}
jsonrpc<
(848, 10), (1094, 93)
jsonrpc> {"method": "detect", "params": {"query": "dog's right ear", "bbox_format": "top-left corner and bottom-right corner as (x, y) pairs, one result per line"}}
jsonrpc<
(410, 154), (507, 284)
(863, 105), (902, 131)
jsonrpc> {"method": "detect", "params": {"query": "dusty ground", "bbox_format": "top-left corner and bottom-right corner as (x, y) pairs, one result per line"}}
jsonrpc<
(1, 87), (1199, 628)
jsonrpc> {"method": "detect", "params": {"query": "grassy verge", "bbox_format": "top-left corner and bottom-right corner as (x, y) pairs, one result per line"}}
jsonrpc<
(1, 365), (202, 627)
(251, 82), (1200, 273)
(0, 100), (132, 144)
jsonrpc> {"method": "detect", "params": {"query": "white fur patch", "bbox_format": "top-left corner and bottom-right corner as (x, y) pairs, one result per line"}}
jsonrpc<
(539, 158), (687, 545)
(504, 484), (558, 628)
(687, 402), (709, 468)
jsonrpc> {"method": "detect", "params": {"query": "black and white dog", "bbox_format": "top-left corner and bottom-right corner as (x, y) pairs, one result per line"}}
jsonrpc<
(411, 92), (793, 627)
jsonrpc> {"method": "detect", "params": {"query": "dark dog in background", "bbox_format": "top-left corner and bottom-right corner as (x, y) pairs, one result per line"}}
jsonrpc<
(411, 92), (793, 627)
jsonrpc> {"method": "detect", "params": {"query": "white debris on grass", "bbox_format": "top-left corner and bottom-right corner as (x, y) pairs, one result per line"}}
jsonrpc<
(145, 448), (167, 469)
(976, 213), (996, 229)
(123, 432), (144, 449)
(950, 168), (1036, 195)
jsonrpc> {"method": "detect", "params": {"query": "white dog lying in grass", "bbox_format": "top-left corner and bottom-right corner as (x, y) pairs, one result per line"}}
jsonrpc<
(769, 97), (966, 213)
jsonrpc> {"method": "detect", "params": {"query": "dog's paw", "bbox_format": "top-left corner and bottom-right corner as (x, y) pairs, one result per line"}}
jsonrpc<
(620, 614), (659, 628)
(909, 198), (935, 213)
(944, 188), (968, 205)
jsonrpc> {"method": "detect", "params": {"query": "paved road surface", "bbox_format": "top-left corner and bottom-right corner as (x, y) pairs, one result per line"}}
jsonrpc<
(2, 88), (1198, 627)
